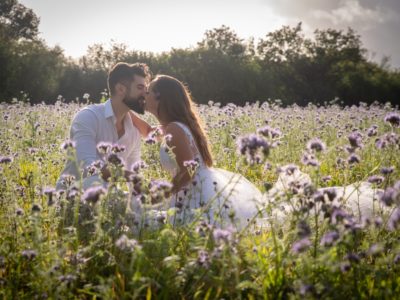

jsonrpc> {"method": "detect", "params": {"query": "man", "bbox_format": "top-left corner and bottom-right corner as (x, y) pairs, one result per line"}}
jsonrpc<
(56, 62), (153, 190)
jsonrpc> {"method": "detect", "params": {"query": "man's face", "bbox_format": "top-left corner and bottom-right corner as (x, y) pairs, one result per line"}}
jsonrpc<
(122, 75), (147, 114)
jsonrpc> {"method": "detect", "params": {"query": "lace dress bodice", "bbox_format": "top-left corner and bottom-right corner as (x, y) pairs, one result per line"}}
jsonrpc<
(159, 122), (205, 177)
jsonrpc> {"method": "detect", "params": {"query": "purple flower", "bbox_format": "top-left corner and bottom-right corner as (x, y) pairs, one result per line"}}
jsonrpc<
(237, 134), (271, 164)
(301, 152), (319, 167)
(388, 208), (400, 231)
(367, 175), (384, 185)
(257, 125), (282, 139)
(111, 144), (126, 153)
(197, 250), (210, 268)
(61, 140), (75, 150)
(0, 156), (13, 164)
(278, 164), (298, 175)
(384, 112), (400, 127)
(31, 203), (42, 213)
(306, 138), (326, 152)
(331, 207), (348, 224)
(115, 234), (140, 252)
(107, 153), (124, 166)
(97, 142), (111, 154)
(375, 133), (400, 149)
(340, 261), (351, 273)
(345, 253), (360, 263)
(291, 238), (311, 254)
(320, 231), (340, 247)
(381, 166), (395, 175)
(21, 250), (37, 260)
(81, 186), (106, 204)
(378, 187), (398, 206)
(367, 125), (378, 137)
(297, 220), (311, 238)
(323, 188), (337, 201)
(183, 159), (200, 172)
(213, 228), (234, 243)
(347, 153), (360, 165)
(394, 254), (400, 264)
(368, 244), (383, 256)
(348, 132), (363, 148)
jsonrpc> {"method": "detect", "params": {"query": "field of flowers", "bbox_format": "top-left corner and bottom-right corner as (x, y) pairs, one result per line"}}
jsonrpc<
(1, 99), (400, 299)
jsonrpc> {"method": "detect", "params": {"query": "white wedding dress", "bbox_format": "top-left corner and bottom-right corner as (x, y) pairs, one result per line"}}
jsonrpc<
(160, 122), (265, 228)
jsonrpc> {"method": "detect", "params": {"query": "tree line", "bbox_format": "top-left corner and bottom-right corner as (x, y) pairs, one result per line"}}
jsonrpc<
(1, 0), (399, 106)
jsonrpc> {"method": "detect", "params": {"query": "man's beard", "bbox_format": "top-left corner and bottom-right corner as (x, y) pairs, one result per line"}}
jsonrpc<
(123, 96), (145, 114)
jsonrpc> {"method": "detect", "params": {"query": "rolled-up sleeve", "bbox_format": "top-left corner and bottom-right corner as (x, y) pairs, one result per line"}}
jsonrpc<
(70, 109), (99, 175)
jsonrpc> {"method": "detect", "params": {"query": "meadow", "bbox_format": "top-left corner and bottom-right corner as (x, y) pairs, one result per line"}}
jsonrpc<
(0, 98), (400, 299)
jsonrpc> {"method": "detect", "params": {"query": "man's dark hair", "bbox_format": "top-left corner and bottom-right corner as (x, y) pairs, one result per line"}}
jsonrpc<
(107, 62), (151, 96)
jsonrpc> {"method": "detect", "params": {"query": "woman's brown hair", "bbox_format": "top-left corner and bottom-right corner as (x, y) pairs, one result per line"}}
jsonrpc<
(153, 75), (213, 167)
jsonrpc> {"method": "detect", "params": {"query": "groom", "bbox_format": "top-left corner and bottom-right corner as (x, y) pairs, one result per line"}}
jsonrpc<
(56, 62), (153, 190)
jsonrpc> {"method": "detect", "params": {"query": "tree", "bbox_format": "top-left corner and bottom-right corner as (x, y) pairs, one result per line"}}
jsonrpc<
(0, 0), (39, 41)
(198, 25), (247, 58)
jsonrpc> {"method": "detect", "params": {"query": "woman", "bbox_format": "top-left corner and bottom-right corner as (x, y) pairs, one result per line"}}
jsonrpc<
(145, 75), (264, 228)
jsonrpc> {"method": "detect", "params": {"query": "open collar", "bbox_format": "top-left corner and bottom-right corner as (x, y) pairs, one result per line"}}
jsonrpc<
(104, 99), (115, 120)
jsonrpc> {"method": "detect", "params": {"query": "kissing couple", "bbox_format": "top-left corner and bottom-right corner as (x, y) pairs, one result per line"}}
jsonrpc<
(56, 62), (264, 228)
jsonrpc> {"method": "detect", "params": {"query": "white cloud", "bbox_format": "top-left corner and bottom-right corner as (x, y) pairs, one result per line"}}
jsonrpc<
(311, 0), (386, 26)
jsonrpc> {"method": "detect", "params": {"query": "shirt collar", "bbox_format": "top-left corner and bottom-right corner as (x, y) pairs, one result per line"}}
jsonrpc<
(104, 99), (115, 120)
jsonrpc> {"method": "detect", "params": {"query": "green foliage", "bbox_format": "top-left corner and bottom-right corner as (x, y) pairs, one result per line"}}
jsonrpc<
(1, 2), (400, 106)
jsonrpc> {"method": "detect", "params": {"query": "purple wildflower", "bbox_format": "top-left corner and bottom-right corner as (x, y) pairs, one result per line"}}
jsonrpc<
(107, 153), (124, 166)
(345, 253), (360, 263)
(367, 175), (384, 185)
(380, 167), (394, 176)
(257, 125), (282, 139)
(237, 134), (271, 164)
(197, 250), (210, 268)
(213, 228), (234, 244)
(378, 187), (398, 206)
(115, 234), (140, 252)
(31, 203), (42, 213)
(306, 138), (326, 152)
(111, 144), (126, 153)
(97, 142), (111, 154)
(0, 156), (13, 164)
(368, 244), (383, 256)
(348, 132), (363, 148)
(320, 231), (340, 247)
(347, 153), (360, 164)
(388, 208), (400, 231)
(61, 140), (75, 150)
(81, 186), (106, 204)
(340, 261), (351, 273)
(301, 152), (320, 167)
(323, 188), (337, 201)
(291, 238), (311, 254)
(331, 207), (348, 224)
(394, 254), (400, 264)
(183, 159), (200, 172)
(297, 220), (311, 238)
(384, 112), (400, 127)
(21, 250), (37, 260)
(367, 125), (378, 137)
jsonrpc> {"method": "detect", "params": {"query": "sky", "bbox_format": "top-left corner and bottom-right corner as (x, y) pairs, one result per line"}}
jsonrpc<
(20, 0), (400, 69)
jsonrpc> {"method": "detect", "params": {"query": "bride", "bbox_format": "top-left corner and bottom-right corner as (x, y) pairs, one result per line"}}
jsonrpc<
(144, 75), (264, 228)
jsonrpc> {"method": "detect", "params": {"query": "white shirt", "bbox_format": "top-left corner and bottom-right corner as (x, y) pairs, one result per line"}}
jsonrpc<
(56, 99), (141, 189)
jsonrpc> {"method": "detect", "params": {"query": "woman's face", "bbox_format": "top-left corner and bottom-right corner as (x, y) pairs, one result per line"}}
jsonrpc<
(145, 80), (159, 116)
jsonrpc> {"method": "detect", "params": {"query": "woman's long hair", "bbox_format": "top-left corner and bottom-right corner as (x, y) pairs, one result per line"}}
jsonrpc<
(153, 75), (213, 167)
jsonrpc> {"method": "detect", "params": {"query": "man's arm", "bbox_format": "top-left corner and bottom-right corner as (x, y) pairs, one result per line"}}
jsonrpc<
(71, 109), (100, 177)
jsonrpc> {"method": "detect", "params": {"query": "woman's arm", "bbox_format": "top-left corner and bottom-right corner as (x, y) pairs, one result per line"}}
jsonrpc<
(129, 111), (154, 137)
(164, 123), (195, 194)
